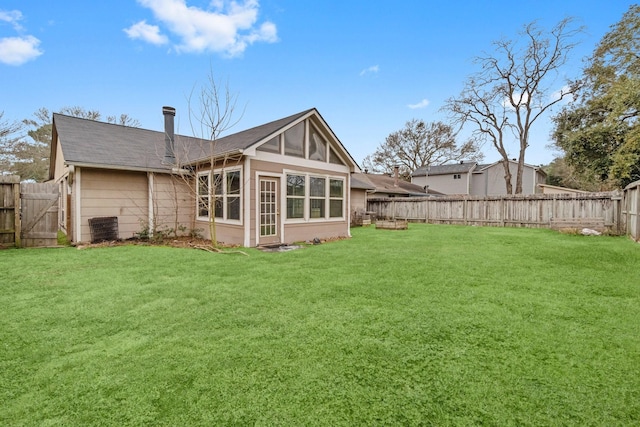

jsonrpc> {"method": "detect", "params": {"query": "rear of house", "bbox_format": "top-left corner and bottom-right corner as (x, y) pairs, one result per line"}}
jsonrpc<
(50, 107), (360, 247)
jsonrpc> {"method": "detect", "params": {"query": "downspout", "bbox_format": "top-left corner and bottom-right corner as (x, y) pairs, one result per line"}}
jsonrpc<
(74, 167), (82, 242)
(347, 173), (352, 237)
(243, 157), (251, 247)
(148, 172), (154, 238)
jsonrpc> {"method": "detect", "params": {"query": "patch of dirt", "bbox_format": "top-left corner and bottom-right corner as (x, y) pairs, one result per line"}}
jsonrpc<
(74, 236), (233, 250)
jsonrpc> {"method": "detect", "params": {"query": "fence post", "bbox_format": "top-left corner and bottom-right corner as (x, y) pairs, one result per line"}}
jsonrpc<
(463, 198), (468, 225)
(425, 199), (429, 223)
(13, 179), (21, 248)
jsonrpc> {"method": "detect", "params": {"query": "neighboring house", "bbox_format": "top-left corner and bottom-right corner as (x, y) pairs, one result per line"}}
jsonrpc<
(411, 160), (546, 195)
(537, 184), (588, 195)
(49, 107), (360, 246)
(350, 171), (438, 217)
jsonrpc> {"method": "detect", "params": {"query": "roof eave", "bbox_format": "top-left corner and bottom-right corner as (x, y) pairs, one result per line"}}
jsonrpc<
(65, 161), (173, 174)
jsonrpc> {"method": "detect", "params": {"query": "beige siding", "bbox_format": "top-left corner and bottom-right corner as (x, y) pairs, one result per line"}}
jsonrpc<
(425, 173), (470, 195)
(485, 164), (511, 195)
(53, 138), (67, 182)
(285, 221), (348, 243)
(483, 163), (541, 195)
(351, 188), (367, 215)
(152, 174), (195, 236)
(80, 169), (148, 241)
(194, 219), (245, 245)
(251, 159), (351, 246)
(411, 175), (427, 188)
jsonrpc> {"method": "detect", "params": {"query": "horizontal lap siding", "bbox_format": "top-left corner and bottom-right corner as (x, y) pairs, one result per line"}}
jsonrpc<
(284, 222), (347, 243)
(153, 174), (195, 236)
(194, 220), (244, 246)
(81, 169), (148, 241)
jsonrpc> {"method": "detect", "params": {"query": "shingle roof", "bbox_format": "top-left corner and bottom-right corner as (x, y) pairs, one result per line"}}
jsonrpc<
(52, 108), (315, 172)
(412, 162), (477, 177)
(352, 173), (440, 196)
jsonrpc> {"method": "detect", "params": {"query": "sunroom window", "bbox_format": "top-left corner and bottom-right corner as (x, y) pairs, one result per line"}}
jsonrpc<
(329, 179), (344, 218)
(257, 135), (280, 154)
(309, 126), (327, 161)
(309, 177), (325, 218)
(197, 169), (242, 222)
(285, 173), (345, 220)
(284, 122), (305, 158)
(286, 174), (305, 218)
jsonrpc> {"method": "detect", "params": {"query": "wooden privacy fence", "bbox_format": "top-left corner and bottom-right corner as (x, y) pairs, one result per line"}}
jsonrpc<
(623, 181), (640, 241)
(368, 192), (625, 234)
(0, 175), (21, 247)
(0, 176), (59, 248)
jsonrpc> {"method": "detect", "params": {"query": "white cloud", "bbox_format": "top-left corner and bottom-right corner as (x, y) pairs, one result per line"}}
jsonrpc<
(0, 10), (24, 31)
(124, 20), (168, 45)
(551, 85), (575, 104)
(0, 35), (42, 65)
(408, 99), (430, 109)
(127, 0), (278, 56)
(359, 65), (379, 76)
(502, 92), (530, 109)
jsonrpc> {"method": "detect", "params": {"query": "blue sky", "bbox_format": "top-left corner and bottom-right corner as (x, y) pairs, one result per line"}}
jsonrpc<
(0, 1), (635, 167)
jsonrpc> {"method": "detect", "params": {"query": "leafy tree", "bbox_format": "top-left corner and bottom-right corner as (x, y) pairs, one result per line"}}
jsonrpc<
(543, 156), (600, 191)
(362, 119), (481, 179)
(0, 111), (23, 174)
(552, 5), (640, 188)
(445, 18), (583, 194)
(3, 107), (140, 181)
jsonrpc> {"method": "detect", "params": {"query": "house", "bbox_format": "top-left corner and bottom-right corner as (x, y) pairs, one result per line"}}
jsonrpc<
(49, 107), (360, 246)
(411, 160), (546, 195)
(350, 170), (439, 222)
(537, 184), (588, 195)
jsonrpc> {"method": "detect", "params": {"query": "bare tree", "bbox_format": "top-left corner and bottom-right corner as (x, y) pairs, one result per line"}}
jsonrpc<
(445, 18), (583, 193)
(185, 70), (243, 248)
(362, 119), (481, 179)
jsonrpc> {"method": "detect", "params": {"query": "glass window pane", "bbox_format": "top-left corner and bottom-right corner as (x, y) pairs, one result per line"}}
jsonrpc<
(309, 127), (327, 161)
(257, 136), (280, 153)
(227, 170), (240, 195)
(329, 148), (344, 165)
(310, 177), (325, 197)
(214, 197), (223, 218)
(213, 173), (223, 195)
(227, 196), (240, 220)
(330, 200), (343, 218)
(198, 174), (209, 194)
(287, 198), (304, 218)
(310, 199), (325, 218)
(198, 196), (209, 217)
(284, 122), (305, 158)
(287, 174), (305, 196)
(330, 179), (343, 197)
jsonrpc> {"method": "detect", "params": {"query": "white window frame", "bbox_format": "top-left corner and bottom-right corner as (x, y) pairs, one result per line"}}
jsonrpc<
(284, 170), (345, 223)
(196, 167), (243, 225)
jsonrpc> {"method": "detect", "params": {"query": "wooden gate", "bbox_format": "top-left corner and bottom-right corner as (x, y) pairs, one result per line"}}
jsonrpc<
(20, 182), (59, 247)
(0, 175), (21, 247)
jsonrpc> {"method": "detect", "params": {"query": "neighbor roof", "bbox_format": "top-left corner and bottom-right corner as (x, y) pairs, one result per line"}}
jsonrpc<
(352, 173), (439, 196)
(412, 162), (477, 177)
(50, 108), (328, 177)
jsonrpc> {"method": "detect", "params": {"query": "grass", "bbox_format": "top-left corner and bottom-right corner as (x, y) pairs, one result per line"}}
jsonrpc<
(1, 224), (639, 426)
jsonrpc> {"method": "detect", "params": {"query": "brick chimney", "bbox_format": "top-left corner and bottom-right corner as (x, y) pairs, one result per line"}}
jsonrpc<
(163, 106), (176, 164)
(394, 165), (399, 187)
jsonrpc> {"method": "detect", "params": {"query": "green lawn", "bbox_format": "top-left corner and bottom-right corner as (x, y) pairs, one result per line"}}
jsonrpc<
(1, 224), (639, 426)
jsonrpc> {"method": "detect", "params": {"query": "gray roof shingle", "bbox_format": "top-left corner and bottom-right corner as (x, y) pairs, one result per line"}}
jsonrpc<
(53, 108), (315, 172)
